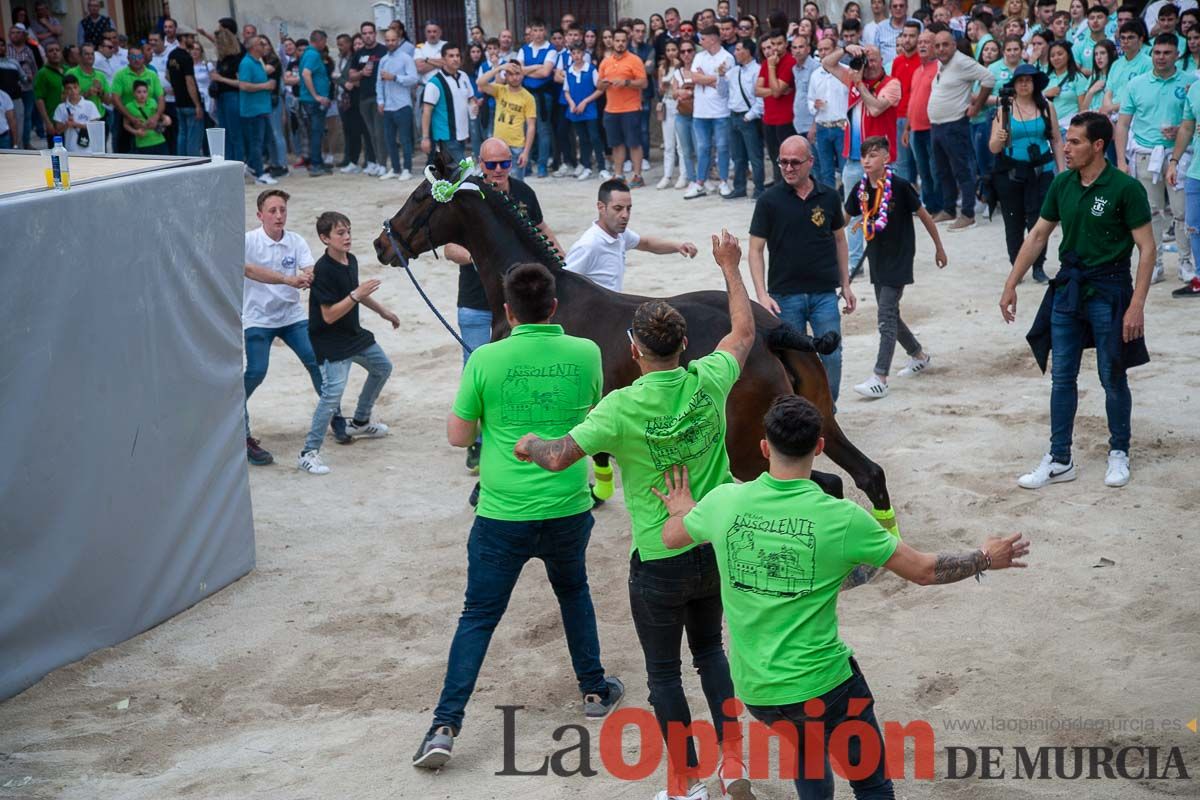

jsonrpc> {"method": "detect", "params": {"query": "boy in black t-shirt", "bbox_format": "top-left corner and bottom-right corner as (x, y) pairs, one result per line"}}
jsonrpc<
(845, 136), (948, 400)
(299, 211), (400, 474)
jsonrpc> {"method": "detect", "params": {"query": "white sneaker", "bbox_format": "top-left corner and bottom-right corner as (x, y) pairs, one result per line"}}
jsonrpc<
(718, 180), (733, 197)
(1151, 262), (1165, 284)
(254, 173), (278, 185)
(1104, 450), (1130, 487)
(656, 175), (672, 189)
(322, 154), (334, 165)
(297, 449), (330, 475)
(398, 169), (413, 180)
(652, 783), (709, 800)
(364, 161), (380, 176)
(1017, 454), (1077, 489)
(897, 353), (932, 377)
(599, 169), (614, 180)
(573, 163), (585, 177)
(244, 164), (254, 177)
(683, 182), (707, 199)
(339, 163), (362, 174)
(1179, 261), (1196, 282)
(623, 159), (633, 172)
(674, 175), (689, 190)
(346, 419), (389, 439)
(554, 163), (572, 177)
(576, 167), (593, 180)
(704, 179), (719, 192)
(853, 375), (889, 399)
(641, 158), (651, 171)
(378, 169), (397, 180)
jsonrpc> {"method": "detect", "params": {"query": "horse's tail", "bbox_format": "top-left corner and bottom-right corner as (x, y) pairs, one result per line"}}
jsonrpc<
(766, 324), (840, 356)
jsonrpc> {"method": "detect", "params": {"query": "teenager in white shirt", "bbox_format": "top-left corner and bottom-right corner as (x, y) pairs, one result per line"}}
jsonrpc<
(52, 74), (100, 151)
(685, 25), (735, 199)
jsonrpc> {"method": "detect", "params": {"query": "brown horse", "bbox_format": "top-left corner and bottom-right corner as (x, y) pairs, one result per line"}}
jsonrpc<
(373, 153), (896, 537)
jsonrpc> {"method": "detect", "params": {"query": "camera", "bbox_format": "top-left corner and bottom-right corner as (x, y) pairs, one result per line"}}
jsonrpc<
(848, 54), (866, 71)
(997, 83), (1016, 107)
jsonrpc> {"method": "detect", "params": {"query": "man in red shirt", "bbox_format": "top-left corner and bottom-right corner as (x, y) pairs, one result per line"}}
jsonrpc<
(756, 28), (795, 185)
(901, 28), (944, 215)
(888, 20), (922, 183)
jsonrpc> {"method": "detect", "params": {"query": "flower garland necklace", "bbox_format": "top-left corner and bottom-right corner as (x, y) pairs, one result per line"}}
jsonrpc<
(854, 166), (893, 241)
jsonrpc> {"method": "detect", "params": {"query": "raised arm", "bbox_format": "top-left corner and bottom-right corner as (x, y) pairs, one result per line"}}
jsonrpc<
(883, 533), (1029, 585)
(711, 230), (755, 368)
(635, 235), (698, 256)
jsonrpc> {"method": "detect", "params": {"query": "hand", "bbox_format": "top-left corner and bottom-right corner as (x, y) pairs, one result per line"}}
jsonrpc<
(711, 229), (741, 269)
(935, 247), (948, 269)
(285, 273), (310, 289)
(354, 278), (382, 300)
(383, 310), (401, 329)
(318, 96), (331, 108)
(518, 149), (529, 167)
(840, 284), (857, 314)
(901, 127), (910, 147)
(994, 127), (1009, 145)
(1043, 86), (1060, 99)
(421, 136), (432, 153)
(758, 292), (782, 316)
(596, 78), (610, 90)
(1122, 302), (1145, 342)
(1162, 125), (1179, 140)
(364, 61), (375, 76)
(650, 465), (695, 518)
(813, 98), (826, 109)
(999, 283), (1018, 323)
(567, 100), (577, 113)
(678, 241), (699, 258)
(578, 99), (589, 112)
(768, 52), (780, 67)
(717, 62), (728, 76)
(981, 533), (1030, 570)
(197, 26), (209, 37)
(513, 432), (539, 462)
(1168, 162), (1178, 188)
(845, 44), (864, 57)
(848, 69), (863, 85)
(381, 70), (394, 81)
(195, 105), (204, 120)
(378, 104), (384, 114)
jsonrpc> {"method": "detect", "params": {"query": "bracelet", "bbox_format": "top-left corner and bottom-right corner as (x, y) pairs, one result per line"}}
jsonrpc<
(974, 548), (991, 582)
(1169, 156), (1180, 163)
(350, 292), (360, 303)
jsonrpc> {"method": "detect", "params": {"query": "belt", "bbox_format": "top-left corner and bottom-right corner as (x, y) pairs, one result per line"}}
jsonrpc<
(817, 119), (847, 128)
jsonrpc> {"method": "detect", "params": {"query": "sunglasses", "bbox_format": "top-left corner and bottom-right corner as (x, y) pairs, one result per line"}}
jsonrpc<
(737, 24), (753, 30)
(681, 47), (695, 53)
(777, 157), (810, 169)
(483, 159), (512, 170)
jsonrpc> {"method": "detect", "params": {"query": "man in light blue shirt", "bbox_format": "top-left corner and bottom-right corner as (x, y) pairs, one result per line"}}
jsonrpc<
(790, 35), (817, 140)
(377, 28), (419, 180)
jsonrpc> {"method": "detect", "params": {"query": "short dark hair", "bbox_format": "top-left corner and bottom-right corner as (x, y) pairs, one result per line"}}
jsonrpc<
(903, 20), (922, 33)
(1159, 3), (1179, 17)
(738, 37), (757, 57)
(763, 395), (824, 458)
(62, 73), (79, 86)
(529, 16), (546, 28)
(442, 41), (460, 57)
(926, 21), (950, 35)
(699, 25), (720, 37)
(361, 21), (377, 32)
(1153, 31), (1180, 49)
(841, 17), (862, 32)
(632, 300), (687, 357)
(256, 188), (291, 210)
(218, 17), (237, 34)
(973, 11), (994, 27)
(598, 177), (630, 204)
(309, 29), (327, 42)
(485, 36), (500, 46)
(860, 135), (889, 157)
(1087, 5), (1108, 16)
(132, 79), (148, 91)
(504, 263), (557, 323)
(1069, 110), (1114, 149)
(1118, 20), (1147, 39)
(1036, 0), (1057, 6)
(316, 211), (351, 237)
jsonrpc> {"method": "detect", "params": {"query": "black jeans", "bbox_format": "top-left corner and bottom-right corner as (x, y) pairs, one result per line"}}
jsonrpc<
(764, 121), (796, 184)
(747, 658), (894, 799)
(994, 168), (1053, 273)
(340, 102), (364, 166)
(628, 546), (737, 771)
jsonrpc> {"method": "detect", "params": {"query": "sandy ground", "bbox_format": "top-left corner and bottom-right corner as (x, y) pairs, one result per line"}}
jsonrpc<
(2, 161), (1199, 800)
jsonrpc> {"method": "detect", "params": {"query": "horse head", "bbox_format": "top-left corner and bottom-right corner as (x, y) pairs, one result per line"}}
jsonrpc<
(373, 148), (477, 268)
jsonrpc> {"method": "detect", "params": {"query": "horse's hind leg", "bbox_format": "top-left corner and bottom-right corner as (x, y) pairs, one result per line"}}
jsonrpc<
(820, 414), (899, 536)
(810, 470), (844, 499)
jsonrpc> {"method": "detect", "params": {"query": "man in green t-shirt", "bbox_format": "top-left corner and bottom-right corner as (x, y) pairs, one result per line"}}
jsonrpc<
(33, 41), (66, 142)
(515, 231), (758, 800)
(413, 263), (623, 771)
(1001, 112), (1155, 491)
(111, 46), (163, 153)
(656, 394), (1030, 798)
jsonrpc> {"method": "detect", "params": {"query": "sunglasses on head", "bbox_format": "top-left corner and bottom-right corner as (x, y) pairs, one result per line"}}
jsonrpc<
(483, 159), (512, 170)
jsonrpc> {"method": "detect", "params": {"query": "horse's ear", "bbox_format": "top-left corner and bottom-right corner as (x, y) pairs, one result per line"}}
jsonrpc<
(434, 145), (457, 177)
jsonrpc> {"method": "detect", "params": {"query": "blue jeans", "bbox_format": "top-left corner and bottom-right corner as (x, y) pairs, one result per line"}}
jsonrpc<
(842, 159), (865, 271)
(1049, 294), (1132, 463)
(573, 118), (604, 170)
(301, 101), (325, 171)
(814, 124), (845, 189)
(971, 113), (995, 201)
(303, 342), (393, 452)
(640, 99), (652, 157)
(243, 320), (323, 438)
(176, 107), (205, 156)
(1186, 177), (1200, 267)
(241, 113), (267, 176)
(469, 113), (484, 158)
(910, 127), (943, 214)
(217, 91), (243, 162)
(675, 114), (696, 181)
(0, 131), (11, 148)
(692, 115), (730, 183)
(510, 145), (527, 179)
(775, 292), (843, 403)
(730, 115), (764, 194)
(266, 101), (287, 167)
(894, 117), (915, 183)
(383, 106), (414, 173)
(746, 659), (894, 800)
(432, 511), (608, 732)
(931, 117), (975, 218)
(457, 306), (493, 365)
(21, 89), (35, 146)
(534, 91), (554, 174)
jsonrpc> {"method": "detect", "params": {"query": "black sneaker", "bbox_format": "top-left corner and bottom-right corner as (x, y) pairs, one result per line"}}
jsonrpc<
(1033, 268), (1050, 284)
(412, 725), (455, 769)
(723, 190), (748, 200)
(331, 415), (354, 445)
(583, 676), (625, 720)
(465, 442), (481, 473)
(468, 482), (480, 508)
(246, 437), (273, 466)
(1172, 277), (1200, 297)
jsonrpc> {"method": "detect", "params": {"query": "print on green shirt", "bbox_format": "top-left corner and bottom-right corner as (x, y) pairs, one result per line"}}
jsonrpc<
(727, 512), (817, 597)
(645, 389), (720, 470)
(502, 362), (587, 426)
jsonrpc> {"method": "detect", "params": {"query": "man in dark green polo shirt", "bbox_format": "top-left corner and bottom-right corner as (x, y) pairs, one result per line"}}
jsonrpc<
(413, 262), (623, 771)
(33, 40), (66, 141)
(1000, 111), (1155, 491)
(655, 394), (1030, 799)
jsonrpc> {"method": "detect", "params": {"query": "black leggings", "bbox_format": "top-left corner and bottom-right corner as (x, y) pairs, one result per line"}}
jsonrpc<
(994, 168), (1053, 272)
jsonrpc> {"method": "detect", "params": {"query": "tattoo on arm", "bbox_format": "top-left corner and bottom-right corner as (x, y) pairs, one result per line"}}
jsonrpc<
(933, 550), (988, 585)
(527, 435), (585, 471)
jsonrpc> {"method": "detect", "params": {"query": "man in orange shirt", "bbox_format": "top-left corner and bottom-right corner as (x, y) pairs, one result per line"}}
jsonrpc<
(597, 28), (648, 187)
(888, 20), (922, 183)
(901, 27), (944, 215)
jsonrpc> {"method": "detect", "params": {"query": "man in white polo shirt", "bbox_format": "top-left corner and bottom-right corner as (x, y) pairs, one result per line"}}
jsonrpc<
(565, 177), (698, 292)
(243, 189), (348, 466)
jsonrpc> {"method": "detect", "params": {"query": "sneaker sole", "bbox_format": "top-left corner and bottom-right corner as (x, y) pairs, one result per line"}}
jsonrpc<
(348, 431), (388, 439)
(1018, 471), (1076, 489)
(412, 748), (452, 769)
(853, 388), (888, 399)
(585, 690), (624, 721)
(724, 777), (757, 800)
(248, 454), (274, 466)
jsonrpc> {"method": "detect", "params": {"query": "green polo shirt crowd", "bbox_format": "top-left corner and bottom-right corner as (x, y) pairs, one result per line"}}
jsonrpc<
(453, 324), (601, 520)
(568, 350), (741, 561)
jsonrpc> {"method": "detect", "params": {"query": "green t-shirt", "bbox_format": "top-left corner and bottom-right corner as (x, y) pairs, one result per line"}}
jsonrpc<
(683, 474), (899, 706)
(1040, 163), (1152, 267)
(1183, 80), (1200, 181)
(453, 324), (602, 521)
(1106, 51), (1152, 108)
(65, 66), (108, 118)
(33, 65), (65, 117)
(569, 350), (741, 562)
(1119, 68), (1194, 149)
(128, 97), (165, 147)
(111, 66), (163, 110)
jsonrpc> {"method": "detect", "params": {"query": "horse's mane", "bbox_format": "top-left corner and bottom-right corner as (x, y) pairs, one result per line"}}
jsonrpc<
(478, 180), (566, 271)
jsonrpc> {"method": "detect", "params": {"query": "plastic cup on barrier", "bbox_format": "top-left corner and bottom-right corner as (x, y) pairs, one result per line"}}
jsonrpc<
(86, 121), (106, 154)
(206, 127), (225, 161)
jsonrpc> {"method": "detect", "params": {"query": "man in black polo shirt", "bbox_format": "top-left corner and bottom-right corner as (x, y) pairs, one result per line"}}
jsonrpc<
(749, 134), (857, 404)
(445, 137), (563, 501)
